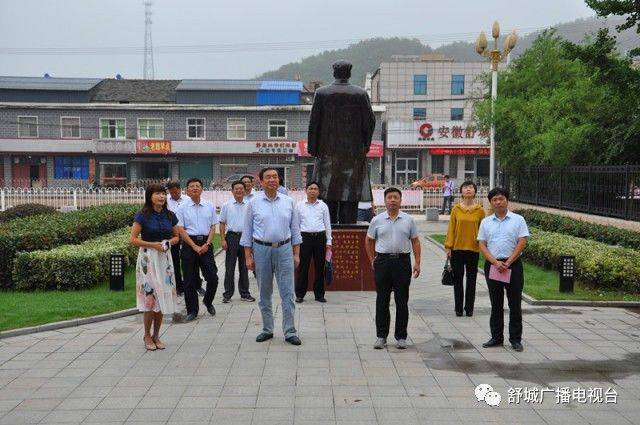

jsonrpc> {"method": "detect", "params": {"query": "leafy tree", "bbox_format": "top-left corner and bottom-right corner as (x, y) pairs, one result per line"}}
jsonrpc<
(586, 0), (640, 55)
(473, 30), (640, 170)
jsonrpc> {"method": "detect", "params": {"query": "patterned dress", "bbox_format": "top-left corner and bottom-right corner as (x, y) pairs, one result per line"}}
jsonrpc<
(134, 210), (178, 314)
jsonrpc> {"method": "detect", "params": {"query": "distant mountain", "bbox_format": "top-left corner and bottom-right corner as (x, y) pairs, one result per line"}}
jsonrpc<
(257, 16), (639, 86)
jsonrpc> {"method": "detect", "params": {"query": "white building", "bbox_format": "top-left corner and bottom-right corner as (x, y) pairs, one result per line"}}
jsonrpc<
(371, 54), (494, 185)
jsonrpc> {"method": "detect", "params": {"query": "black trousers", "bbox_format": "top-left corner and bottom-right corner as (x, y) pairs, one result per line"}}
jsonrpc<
(295, 232), (326, 300)
(223, 232), (250, 299)
(451, 250), (479, 314)
(441, 196), (453, 214)
(172, 242), (201, 293)
(374, 255), (411, 340)
(181, 237), (218, 316)
(325, 200), (358, 224)
(485, 258), (524, 343)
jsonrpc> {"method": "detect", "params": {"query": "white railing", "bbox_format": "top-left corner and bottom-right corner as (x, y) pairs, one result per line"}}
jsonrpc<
(0, 187), (489, 212)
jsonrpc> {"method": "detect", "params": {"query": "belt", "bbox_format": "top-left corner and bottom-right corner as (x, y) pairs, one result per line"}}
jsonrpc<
(376, 252), (410, 259)
(301, 231), (325, 237)
(253, 238), (291, 248)
(226, 231), (242, 236)
(188, 235), (209, 244)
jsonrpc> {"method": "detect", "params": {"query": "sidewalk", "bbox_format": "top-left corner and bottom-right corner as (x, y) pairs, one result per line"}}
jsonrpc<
(0, 220), (639, 424)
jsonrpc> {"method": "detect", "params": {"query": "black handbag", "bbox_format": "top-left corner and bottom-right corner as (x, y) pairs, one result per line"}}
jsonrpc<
(324, 260), (333, 286)
(441, 258), (454, 286)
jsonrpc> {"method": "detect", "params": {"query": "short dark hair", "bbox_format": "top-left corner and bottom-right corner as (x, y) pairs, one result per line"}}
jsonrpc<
(444, 175), (450, 179)
(166, 181), (180, 190)
(231, 180), (245, 190)
(488, 187), (510, 201)
(259, 167), (279, 180)
(241, 175), (254, 182)
(384, 187), (402, 198)
(305, 181), (319, 189)
(459, 180), (477, 194)
(186, 177), (203, 187)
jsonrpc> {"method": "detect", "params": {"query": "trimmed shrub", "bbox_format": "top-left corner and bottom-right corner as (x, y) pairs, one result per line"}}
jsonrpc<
(525, 228), (640, 293)
(12, 228), (138, 291)
(0, 203), (58, 223)
(516, 209), (640, 250)
(0, 204), (140, 289)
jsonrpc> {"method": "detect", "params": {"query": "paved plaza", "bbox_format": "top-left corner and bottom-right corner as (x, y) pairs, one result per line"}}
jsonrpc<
(0, 220), (639, 424)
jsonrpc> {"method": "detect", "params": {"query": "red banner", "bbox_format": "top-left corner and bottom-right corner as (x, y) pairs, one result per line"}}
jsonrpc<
(298, 140), (383, 158)
(429, 147), (490, 156)
(136, 140), (172, 154)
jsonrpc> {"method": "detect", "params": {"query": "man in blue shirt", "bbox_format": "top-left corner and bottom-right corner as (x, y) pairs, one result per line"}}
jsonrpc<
(241, 167), (303, 345)
(176, 178), (220, 322)
(477, 187), (530, 352)
(440, 175), (455, 215)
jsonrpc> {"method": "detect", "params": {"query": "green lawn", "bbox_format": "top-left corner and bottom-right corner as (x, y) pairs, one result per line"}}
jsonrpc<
(429, 234), (640, 302)
(0, 237), (221, 333)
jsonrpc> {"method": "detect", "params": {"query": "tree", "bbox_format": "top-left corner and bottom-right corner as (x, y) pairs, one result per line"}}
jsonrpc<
(585, 0), (640, 55)
(473, 30), (640, 170)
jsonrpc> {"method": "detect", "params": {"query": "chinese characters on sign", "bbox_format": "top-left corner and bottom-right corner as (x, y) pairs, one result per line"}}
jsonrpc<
(387, 121), (490, 149)
(419, 123), (489, 141)
(135, 140), (171, 154)
(331, 232), (361, 281)
(256, 142), (297, 154)
(507, 387), (618, 405)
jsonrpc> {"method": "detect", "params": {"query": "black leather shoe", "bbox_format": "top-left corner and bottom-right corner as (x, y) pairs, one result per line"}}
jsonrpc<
(466, 311), (473, 317)
(256, 332), (273, 343)
(315, 297), (327, 303)
(204, 303), (216, 316)
(197, 288), (206, 296)
(295, 297), (304, 303)
(241, 295), (256, 302)
(185, 313), (197, 322)
(285, 336), (302, 346)
(222, 297), (230, 303)
(511, 342), (524, 352)
(455, 311), (463, 317)
(482, 338), (504, 348)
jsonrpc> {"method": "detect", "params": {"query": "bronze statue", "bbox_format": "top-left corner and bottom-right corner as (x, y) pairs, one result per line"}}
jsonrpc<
(307, 60), (376, 224)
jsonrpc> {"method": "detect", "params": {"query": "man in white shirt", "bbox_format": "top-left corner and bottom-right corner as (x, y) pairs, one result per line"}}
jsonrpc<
(295, 181), (332, 303)
(166, 181), (188, 296)
(241, 175), (256, 202)
(441, 175), (455, 215)
(219, 181), (255, 303)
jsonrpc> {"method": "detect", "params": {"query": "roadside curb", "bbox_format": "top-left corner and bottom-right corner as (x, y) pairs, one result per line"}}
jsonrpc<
(0, 248), (225, 340)
(423, 235), (640, 309)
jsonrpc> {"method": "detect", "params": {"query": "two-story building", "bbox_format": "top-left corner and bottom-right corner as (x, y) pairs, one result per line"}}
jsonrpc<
(0, 76), (384, 188)
(371, 54), (492, 185)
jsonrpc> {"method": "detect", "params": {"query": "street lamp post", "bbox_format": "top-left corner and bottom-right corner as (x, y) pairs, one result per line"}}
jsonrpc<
(476, 22), (517, 189)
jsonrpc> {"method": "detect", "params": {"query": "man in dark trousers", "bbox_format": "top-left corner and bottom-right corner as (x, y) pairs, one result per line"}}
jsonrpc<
(166, 181), (188, 296)
(308, 60), (376, 224)
(295, 181), (332, 303)
(175, 178), (219, 321)
(478, 187), (530, 352)
(365, 188), (421, 350)
(219, 181), (255, 303)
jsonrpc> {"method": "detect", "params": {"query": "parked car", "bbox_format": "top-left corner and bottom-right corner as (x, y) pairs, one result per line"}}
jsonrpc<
(410, 174), (447, 190)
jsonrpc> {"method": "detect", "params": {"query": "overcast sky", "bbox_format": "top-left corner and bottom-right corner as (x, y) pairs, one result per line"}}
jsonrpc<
(0, 0), (595, 79)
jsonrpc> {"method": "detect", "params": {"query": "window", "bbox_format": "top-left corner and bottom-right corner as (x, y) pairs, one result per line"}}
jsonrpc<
(99, 119), (126, 139)
(100, 162), (127, 186)
(138, 118), (164, 139)
(412, 108), (426, 120)
(227, 118), (246, 140)
(187, 118), (205, 139)
(431, 155), (444, 174)
(413, 74), (427, 95)
(449, 155), (458, 177)
(451, 75), (465, 95)
(268, 120), (287, 139)
(18, 116), (38, 138)
(54, 157), (89, 179)
(451, 108), (464, 121)
(395, 154), (419, 185)
(60, 117), (80, 138)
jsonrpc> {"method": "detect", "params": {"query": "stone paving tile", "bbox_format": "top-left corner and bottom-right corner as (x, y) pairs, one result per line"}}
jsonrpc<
(0, 220), (639, 425)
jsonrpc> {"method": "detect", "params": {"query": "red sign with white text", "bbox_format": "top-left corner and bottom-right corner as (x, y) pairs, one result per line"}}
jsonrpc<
(297, 140), (383, 158)
(429, 147), (490, 156)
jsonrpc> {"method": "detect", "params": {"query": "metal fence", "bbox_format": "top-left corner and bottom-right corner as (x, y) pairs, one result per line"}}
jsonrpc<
(1, 187), (459, 212)
(501, 165), (640, 221)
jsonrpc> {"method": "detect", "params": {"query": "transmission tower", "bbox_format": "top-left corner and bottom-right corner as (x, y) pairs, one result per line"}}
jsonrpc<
(143, 1), (155, 79)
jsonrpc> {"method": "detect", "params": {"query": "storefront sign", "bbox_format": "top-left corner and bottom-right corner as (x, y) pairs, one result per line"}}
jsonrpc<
(297, 140), (383, 158)
(387, 121), (489, 148)
(136, 139), (171, 154)
(430, 147), (490, 156)
(256, 142), (298, 154)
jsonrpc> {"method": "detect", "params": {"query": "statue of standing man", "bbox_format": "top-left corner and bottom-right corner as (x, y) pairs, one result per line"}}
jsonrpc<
(307, 60), (376, 224)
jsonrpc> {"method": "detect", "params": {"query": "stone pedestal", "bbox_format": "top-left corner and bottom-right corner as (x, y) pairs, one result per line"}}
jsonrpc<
(303, 224), (375, 291)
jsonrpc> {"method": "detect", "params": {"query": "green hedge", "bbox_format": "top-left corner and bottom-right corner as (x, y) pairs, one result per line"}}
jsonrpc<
(12, 228), (137, 291)
(525, 228), (640, 293)
(0, 203), (58, 223)
(0, 204), (140, 289)
(516, 209), (640, 250)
